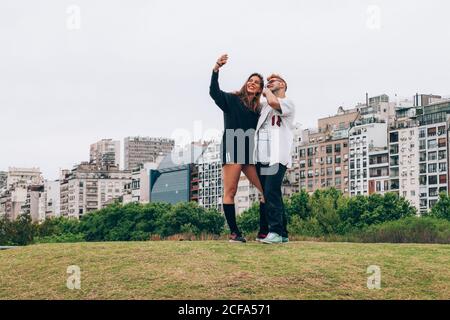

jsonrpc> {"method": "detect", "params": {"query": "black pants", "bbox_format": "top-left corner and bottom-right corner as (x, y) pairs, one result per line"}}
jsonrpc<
(256, 163), (288, 237)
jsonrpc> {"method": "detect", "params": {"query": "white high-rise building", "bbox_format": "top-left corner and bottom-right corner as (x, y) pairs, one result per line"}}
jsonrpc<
(349, 122), (389, 196)
(197, 142), (223, 212)
(44, 180), (61, 218)
(389, 106), (420, 211)
(417, 108), (450, 213)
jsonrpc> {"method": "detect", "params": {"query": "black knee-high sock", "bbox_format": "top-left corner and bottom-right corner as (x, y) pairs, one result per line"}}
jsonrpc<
(223, 204), (240, 235)
(259, 202), (269, 234)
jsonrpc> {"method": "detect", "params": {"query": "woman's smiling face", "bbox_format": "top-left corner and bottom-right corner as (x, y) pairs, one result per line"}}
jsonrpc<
(246, 75), (263, 95)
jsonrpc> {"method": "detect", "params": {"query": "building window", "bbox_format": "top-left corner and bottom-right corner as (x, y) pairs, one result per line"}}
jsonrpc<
(428, 164), (437, 174)
(428, 139), (438, 149)
(390, 132), (399, 143)
(429, 188), (438, 197)
(428, 152), (437, 161)
(439, 175), (447, 185)
(420, 164), (427, 174)
(335, 144), (341, 153)
(327, 167), (333, 176)
(439, 150), (447, 160)
(419, 140), (426, 150)
(438, 138), (447, 148)
(419, 176), (427, 185)
(376, 181), (382, 192)
(419, 129), (426, 138)
(419, 152), (427, 162)
(429, 176), (438, 185)
(300, 149), (306, 158)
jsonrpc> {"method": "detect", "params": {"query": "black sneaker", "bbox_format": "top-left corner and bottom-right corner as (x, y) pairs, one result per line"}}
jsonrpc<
(229, 233), (247, 243)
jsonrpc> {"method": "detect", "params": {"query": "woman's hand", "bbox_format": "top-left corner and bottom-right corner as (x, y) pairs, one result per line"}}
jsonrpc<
(213, 54), (228, 72)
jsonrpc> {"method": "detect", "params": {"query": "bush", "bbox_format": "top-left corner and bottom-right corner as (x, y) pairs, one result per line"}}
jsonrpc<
(236, 203), (259, 234)
(159, 202), (225, 237)
(288, 216), (323, 238)
(37, 217), (80, 237)
(357, 217), (450, 244)
(338, 192), (416, 230)
(285, 190), (311, 220)
(430, 193), (450, 221)
(34, 233), (86, 244)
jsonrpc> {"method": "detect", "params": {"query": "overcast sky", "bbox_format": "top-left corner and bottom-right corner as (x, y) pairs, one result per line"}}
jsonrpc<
(1, 0), (450, 180)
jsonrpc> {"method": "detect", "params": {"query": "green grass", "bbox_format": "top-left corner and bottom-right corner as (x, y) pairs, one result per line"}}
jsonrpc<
(1, 241), (450, 300)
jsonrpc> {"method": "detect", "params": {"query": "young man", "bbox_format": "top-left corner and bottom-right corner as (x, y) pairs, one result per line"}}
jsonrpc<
(254, 74), (296, 244)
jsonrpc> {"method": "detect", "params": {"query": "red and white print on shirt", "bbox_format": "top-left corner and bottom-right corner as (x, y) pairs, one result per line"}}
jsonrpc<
(271, 115), (282, 127)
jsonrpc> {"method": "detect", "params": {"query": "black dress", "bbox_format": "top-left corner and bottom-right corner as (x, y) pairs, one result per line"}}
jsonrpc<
(209, 71), (259, 165)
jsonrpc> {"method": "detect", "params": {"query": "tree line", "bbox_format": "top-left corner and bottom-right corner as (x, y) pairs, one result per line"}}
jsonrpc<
(1, 189), (450, 246)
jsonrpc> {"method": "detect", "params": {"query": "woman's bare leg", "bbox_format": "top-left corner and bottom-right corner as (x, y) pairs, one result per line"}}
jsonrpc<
(222, 164), (243, 204)
(242, 164), (265, 203)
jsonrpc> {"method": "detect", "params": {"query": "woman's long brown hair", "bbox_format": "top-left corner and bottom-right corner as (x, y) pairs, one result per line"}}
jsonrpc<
(234, 73), (264, 113)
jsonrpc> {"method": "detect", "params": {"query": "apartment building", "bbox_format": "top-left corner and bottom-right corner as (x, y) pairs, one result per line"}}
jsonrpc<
(90, 139), (121, 169)
(21, 185), (46, 222)
(349, 121), (389, 196)
(298, 107), (359, 195)
(60, 163), (132, 219)
(417, 100), (450, 213)
(197, 142), (223, 211)
(44, 180), (61, 218)
(358, 94), (397, 125)
(389, 106), (420, 210)
(6, 167), (43, 189)
(282, 123), (303, 197)
(124, 137), (175, 170)
(0, 187), (27, 220)
(0, 168), (44, 221)
(124, 162), (161, 204)
(236, 174), (258, 215)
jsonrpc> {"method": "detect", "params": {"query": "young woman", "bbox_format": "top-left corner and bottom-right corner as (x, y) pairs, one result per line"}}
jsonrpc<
(209, 54), (265, 243)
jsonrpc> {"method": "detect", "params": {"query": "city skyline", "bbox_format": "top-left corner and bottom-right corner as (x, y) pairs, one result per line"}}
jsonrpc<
(2, 0), (450, 179)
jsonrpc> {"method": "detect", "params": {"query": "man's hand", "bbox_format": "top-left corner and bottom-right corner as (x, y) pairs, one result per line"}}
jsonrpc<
(264, 88), (282, 111)
(213, 54), (228, 72)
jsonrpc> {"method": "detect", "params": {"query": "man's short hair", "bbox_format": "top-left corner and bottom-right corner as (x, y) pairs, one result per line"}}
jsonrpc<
(267, 73), (287, 92)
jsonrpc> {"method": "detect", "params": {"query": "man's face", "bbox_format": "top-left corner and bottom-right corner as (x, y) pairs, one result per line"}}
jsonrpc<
(267, 77), (284, 92)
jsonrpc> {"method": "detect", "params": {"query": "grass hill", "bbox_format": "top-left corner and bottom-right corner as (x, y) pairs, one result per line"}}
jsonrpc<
(1, 241), (449, 300)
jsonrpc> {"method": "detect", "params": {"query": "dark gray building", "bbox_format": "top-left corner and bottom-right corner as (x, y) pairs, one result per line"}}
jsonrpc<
(150, 143), (205, 205)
